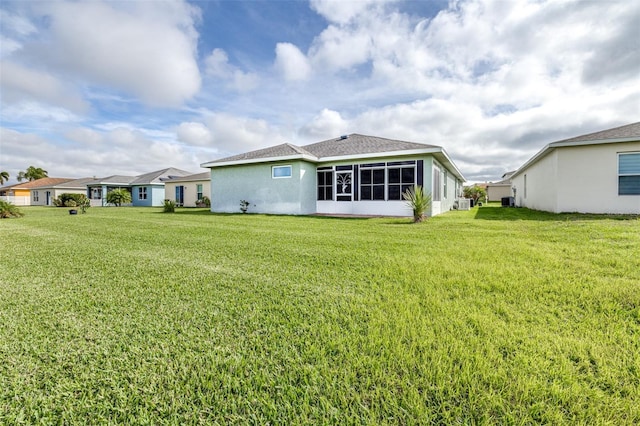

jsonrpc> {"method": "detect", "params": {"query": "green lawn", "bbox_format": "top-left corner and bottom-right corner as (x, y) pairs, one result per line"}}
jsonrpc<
(1, 205), (639, 424)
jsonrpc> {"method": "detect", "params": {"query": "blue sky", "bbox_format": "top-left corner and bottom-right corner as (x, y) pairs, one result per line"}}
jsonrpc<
(1, 0), (639, 184)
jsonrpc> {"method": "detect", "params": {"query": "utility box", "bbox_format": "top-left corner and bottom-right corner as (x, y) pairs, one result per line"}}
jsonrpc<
(501, 196), (515, 207)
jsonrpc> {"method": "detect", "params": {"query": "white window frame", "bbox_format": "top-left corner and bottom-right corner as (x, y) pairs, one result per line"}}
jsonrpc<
(272, 165), (292, 179)
(32, 190), (39, 202)
(618, 152), (640, 196)
(138, 187), (147, 200)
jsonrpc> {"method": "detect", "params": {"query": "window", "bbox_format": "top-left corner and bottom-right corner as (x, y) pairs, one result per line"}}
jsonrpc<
(524, 174), (527, 198)
(387, 165), (416, 200)
(432, 167), (441, 201)
(619, 152), (640, 195)
(444, 170), (448, 199)
(196, 184), (203, 200)
(91, 188), (102, 199)
(360, 165), (385, 200)
(272, 165), (292, 178)
(317, 169), (333, 200)
(32, 191), (39, 202)
(138, 187), (147, 200)
(336, 171), (352, 201)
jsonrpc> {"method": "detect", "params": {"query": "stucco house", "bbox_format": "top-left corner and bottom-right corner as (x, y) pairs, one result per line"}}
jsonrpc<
(201, 134), (465, 217)
(162, 172), (211, 207)
(86, 168), (193, 207)
(486, 171), (514, 202)
(0, 177), (75, 206)
(29, 177), (95, 206)
(510, 122), (640, 214)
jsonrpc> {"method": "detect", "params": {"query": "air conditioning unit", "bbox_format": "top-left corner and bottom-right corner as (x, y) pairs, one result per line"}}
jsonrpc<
(458, 198), (471, 210)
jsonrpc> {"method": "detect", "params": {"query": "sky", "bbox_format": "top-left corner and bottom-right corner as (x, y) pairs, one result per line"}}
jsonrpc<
(1, 0), (639, 185)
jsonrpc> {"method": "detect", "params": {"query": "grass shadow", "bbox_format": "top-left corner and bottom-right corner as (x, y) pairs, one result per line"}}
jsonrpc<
(474, 204), (639, 222)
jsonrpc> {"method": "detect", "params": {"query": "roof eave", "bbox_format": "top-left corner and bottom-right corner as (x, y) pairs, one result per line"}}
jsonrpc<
(201, 153), (318, 168)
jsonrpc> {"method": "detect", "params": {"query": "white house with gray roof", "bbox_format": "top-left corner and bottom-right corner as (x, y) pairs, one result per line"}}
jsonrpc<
(510, 122), (640, 214)
(201, 134), (466, 217)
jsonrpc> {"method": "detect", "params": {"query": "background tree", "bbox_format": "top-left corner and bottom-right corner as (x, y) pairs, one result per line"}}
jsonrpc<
(0, 171), (9, 185)
(17, 166), (48, 182)
(106, 189), (132, 207)
(463, 184), (487, 204)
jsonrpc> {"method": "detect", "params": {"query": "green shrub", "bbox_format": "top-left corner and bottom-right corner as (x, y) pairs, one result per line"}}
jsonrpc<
(163, 199), (176, 213)
(54, 193), (88, 207)
(196, 196), (211, 208)
(106, 189), (132, 207)
(0, 200), (24, 218)
(402, 185), (432, 223)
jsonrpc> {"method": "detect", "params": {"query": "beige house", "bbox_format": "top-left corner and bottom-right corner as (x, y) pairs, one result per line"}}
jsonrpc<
(162, 172), (210, 207)
(0, 177), (77, 206)
(510, 122), (640, 214)
(486, 171), (514, 202)
(29, 177), (95, 206)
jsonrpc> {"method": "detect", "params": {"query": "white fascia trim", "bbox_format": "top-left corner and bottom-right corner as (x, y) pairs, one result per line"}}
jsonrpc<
(201, 154), (318, 168)
(319, 148), (442, 164)
(511, 137), (639, 178)
(433, 148), (466, 182)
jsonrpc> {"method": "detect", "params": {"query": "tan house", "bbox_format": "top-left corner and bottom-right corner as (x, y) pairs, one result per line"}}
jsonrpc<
(486, 171), (514, 202)
(29, 177), (95, 206)
(162, 172), (211, 207)
(0, 177), (75, 206)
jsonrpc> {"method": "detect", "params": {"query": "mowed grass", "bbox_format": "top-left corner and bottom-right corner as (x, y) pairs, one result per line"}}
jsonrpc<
(1, 205), (639, 424)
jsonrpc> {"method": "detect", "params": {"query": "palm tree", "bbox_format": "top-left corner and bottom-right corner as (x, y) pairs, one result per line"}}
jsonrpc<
(0, 171), (9, 185)
(17, 166), (48, 182)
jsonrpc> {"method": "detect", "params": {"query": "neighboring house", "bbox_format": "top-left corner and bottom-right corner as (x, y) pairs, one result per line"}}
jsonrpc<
(86, 168), (193, 207)
(162, 172), (211, 207)
(510, 122), (640, 214)
(201, 134), (465, 217)
(86, 175), (136, 207)
(0, 178), (75, 206)
(29, 177), (95, 206)
(486, 171), (514, 202)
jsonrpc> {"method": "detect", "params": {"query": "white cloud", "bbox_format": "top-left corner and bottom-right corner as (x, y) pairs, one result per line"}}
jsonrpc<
(203, 113), (289, 156)
(274, 43), (312, 81)
(299, 109), (348, 140)
(204, 48), (259, 91)
(0, 61), (89, 113)
(177, 122), (213, 147)
(310, 0), (397, 24)
(24, 0), (202, 107)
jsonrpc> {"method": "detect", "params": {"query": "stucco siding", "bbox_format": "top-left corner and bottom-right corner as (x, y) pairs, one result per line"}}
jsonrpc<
(512, 150), (559, 212)
(555, 142), (640, 214)
(164, 180), (211, 207)
(210, 161), (315, 214)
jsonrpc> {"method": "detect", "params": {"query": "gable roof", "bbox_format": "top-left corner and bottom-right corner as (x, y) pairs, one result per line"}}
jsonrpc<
(3, 177), (74, 190)
(86, 175), (137, 186)
(130, 168), (192, 185)
(29, 177), (95, 189)
(161, 172), (210, 183)
(512, 122), (640, 178)
(201, 133), (466, 181)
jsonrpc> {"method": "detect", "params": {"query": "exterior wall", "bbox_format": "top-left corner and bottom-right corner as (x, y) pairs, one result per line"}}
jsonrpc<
(486, 184), (512, 202)
(209, 155), (463, 217)
(512, 142), (640, 214)
(164, 180), (211, 207)
(555, 142), (640, 214)
(210, 161), (316, 214)
(30, 188), (86, 206)
(512, 150), (559, 212)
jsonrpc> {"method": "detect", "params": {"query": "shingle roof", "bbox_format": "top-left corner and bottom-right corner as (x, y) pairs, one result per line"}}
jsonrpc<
(512, 122), (640, 178)
(130, 168), (192, 185)
(9, 177), (74, 189)
(30, 177), (95, 189)
(554, 122), (640, 145)
(160, 172), (210, 182)
(303, 134), (439, 158)
(204, 134), (439, 165)
(86, 175), (137, 186)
